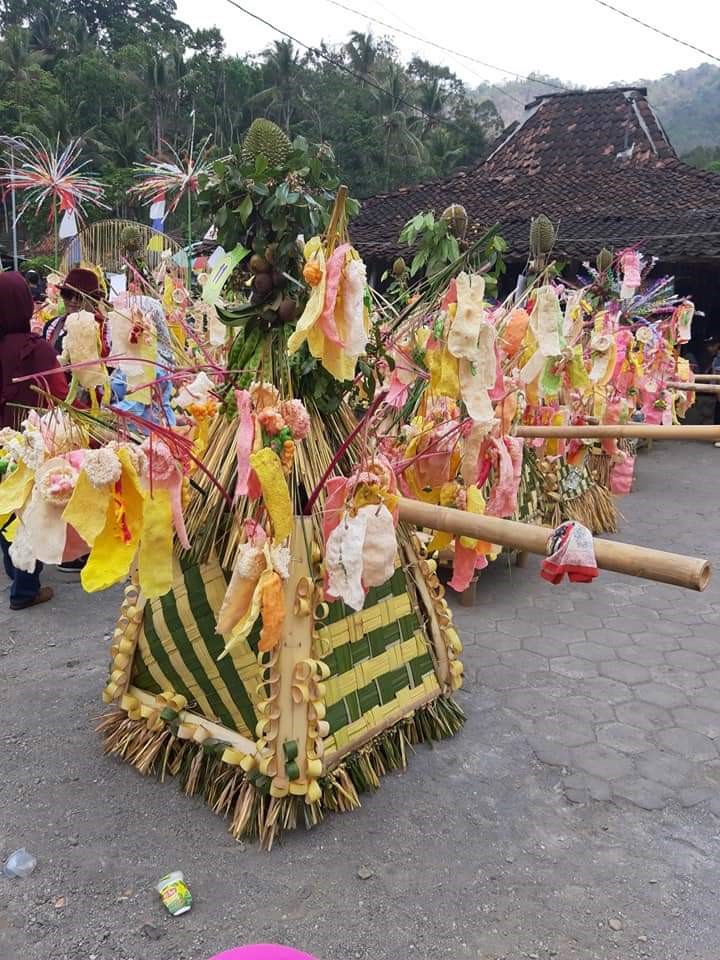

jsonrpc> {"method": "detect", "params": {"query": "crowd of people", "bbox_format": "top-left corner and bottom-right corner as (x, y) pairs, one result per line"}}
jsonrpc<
(0, 265), (177, 610)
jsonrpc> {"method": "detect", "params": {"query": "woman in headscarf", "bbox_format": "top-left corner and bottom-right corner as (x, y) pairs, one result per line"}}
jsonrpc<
(1, 271), (68, 610)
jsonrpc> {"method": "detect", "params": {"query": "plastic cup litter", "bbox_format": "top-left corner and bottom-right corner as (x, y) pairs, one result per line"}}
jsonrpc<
(155, 871), (192, 915)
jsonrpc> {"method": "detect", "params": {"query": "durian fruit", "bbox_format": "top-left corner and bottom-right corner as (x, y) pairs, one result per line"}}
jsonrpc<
(241, 118), (291, 168)
(392, 256), (407, 278)
(529, 214), (555, 258)
(120, 225), (143, 256)
(596, 247), (613, 273)
(441, 203), (468, 240)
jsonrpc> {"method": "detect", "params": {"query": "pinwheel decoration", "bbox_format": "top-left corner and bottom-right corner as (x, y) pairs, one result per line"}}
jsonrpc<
(0, 135), (108, 262)
(130, 128), (212, 250)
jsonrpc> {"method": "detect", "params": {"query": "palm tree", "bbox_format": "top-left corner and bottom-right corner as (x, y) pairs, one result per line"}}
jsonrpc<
(253, 39), (301, 131)
(25, 94), (83, 142)
(373, 64), (423, 190)
(87, 113), (147, 167)
(28, 7), (63, 60)
(416, 78), (450, 138)
(144, 52), (175, 153)
(422, 128), (463, 178)
(0, 26), (49, 118)
(63, 14), (96, 56)
(345, 30), (376, 85)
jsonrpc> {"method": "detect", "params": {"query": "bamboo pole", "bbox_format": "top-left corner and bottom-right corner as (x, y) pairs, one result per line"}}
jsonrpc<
(667, 382), (720, 394)
(693, 374), (720, 382)
(397, 498), (712, 592)
(514, 424), (720, 440)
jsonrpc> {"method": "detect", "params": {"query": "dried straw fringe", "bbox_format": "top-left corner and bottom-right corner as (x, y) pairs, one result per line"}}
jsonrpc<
(548, 482), (619, 535)
(97, 697), (464, 851)
(586, 450), (613, 488)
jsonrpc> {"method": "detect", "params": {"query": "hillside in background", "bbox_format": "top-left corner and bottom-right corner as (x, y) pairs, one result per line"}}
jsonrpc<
(475, 63), (720, 165)
(646, 63), (720, 155)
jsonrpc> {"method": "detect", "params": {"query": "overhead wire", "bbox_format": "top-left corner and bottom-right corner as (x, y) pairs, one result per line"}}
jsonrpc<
(324, 0), (567, 91)
(221, 0), (498, 136)
(340, 0), (526, 106)
(590, 0), (720, 64)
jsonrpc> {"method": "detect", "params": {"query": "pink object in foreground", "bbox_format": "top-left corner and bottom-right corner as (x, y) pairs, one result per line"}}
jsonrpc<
(207, 946), (320, 960)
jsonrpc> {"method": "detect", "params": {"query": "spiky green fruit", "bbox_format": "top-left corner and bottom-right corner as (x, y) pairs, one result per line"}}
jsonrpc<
(241, 118), (291, 168)
(596, 247), (613, 273)
(441, 203), (468, 240)
(120, 225), (143, 254)
(392, 256), (407, 278)
(529, 214), (555, 256)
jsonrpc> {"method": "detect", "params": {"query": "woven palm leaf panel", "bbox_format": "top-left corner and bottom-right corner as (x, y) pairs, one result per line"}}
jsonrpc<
(130, 556), (260, 741)
(316, 566), (440, 758)
(129, 558), (442, 759)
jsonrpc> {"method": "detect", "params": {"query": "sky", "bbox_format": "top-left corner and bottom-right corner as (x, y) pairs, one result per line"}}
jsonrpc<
(176, 0), (719, 89)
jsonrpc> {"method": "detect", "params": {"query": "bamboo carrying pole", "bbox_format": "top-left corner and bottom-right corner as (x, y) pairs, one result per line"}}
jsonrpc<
(693, 374), (720, 382)
(514, 424), (720, 440)
(667, 382), (720, 394)
(398, 498), (712, 591)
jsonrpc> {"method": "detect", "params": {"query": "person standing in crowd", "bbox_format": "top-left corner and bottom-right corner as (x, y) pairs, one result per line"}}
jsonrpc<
(24, 268), (44, 303)
(0, 272), (68, 610)
(44, 267), (110, 357)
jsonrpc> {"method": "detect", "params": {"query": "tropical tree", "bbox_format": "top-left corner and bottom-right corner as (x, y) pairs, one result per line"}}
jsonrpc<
(421, 128), (464, 178)
(253, 39), (302, 131)
(144, 49), (183, 152)
(345, 30), (377, 85)
(415, 78), (450, 137)
(0, 25), (49, 115)
(372, 63), (423, 190)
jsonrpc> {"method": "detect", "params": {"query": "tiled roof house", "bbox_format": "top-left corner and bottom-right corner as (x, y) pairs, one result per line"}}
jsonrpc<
(353, 87), (720, 266)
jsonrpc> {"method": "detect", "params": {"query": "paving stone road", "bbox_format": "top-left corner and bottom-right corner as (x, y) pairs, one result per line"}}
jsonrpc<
(1, 439), (718, 960)
(454, 440), (720, 814)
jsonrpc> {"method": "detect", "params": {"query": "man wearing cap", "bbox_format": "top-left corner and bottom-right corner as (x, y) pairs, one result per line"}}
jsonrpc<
(44, 267), (110, 358)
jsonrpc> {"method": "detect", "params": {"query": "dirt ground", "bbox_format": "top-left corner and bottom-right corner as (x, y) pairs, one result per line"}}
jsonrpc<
(1, 441), (718, 960)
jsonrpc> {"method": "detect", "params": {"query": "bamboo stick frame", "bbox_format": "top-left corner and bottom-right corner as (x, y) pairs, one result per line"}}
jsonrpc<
(403, 541), (452, 693)
(59, 218), (181, 274)
(271, 517), (314, 793)
(102, 583), (145, 704)
(125, 686), (257, 754)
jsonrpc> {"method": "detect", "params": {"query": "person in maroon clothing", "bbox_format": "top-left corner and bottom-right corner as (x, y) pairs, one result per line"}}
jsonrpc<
(0, 271), (68, 610)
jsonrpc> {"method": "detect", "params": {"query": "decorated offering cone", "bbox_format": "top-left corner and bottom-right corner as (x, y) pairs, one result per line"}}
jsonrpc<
(92, 129), (465, 848)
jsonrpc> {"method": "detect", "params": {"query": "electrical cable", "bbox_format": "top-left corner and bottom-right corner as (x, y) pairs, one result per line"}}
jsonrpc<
(222, 0), (492, 135)
(591, 0), (720, 64)
(337, 0), (526, 105)
(324, 0), (567, 90)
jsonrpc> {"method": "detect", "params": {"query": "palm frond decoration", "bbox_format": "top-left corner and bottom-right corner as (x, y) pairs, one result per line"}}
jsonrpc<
(129, 134), (212, 215)
(0, 134), (108, 223)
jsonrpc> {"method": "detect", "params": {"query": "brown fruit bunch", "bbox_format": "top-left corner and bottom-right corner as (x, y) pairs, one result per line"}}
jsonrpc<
(265, 243), (278, 265)
(253, 273), (273, 299)
(249, 254), (270, 274)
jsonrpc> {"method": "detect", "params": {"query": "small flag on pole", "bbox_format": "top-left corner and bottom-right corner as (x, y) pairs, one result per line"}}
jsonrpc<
(58, 208), (78, 239)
